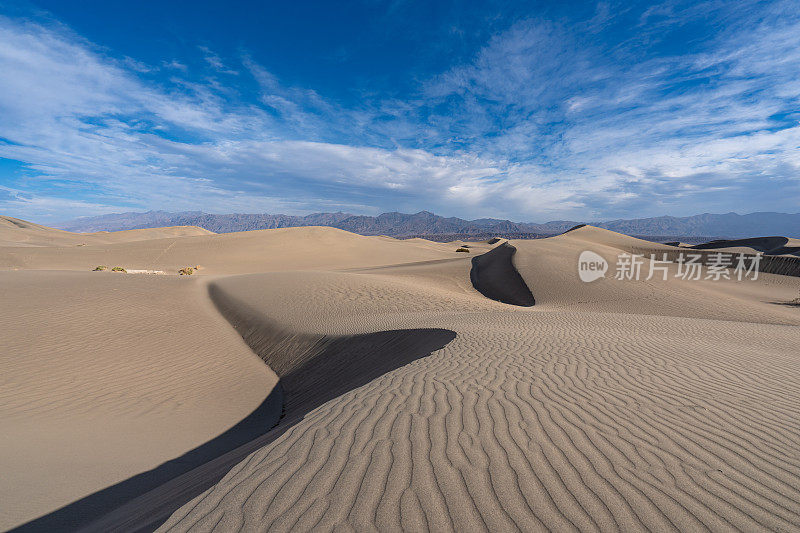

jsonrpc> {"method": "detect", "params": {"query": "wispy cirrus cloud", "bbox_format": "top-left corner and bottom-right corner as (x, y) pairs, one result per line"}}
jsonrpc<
(0, 14), (511, 220)
(401, 1), (800, 217)
(0, 0), (799, 223)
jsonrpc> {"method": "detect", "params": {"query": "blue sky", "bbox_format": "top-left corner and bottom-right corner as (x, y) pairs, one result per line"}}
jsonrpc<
(0, 0), (798, 223)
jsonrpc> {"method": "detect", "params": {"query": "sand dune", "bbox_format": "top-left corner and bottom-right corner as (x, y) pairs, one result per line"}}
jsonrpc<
(0, 225), (464, 274)
(470, 241), (535, 306)
(82, 226), (216, 244)
(2, 219), (800, 531)
(0, 216), (81, 247)
(690, 236), (800, 257)
(161, 261), (800, 532)
(0, 215), (213, 248)
(0, 271), (278, 530)
(1, 220), (468, 530)
(511, 226), (800, 323)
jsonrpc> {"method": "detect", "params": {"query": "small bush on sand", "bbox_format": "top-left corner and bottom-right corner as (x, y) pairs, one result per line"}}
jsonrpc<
(93, 265), (108, 271)
(456, 247), (470, 253)
(111, 266), (126, 273)
(178, 267), (194, 276)
(790, 290), (800, 306)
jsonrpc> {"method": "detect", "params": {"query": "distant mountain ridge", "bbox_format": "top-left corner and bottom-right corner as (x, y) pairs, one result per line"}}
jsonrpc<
(57, 210), (800, 239)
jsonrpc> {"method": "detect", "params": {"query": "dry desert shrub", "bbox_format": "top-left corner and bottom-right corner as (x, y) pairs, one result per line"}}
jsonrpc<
(456, 247), (470, 253)
(178, 267), (194, 276)
(93, 265), (108, 271)
(111, 266), (126, 273)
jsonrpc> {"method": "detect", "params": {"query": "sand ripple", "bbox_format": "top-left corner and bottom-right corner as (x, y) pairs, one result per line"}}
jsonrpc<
(161, 271), (800, 532)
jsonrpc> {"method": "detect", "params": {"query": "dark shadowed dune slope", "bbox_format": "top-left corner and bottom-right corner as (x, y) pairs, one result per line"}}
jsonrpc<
(470, 242), (535, 306)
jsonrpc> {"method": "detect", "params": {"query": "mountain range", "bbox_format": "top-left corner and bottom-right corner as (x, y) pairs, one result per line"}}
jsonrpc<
(56, 210), (800, 240)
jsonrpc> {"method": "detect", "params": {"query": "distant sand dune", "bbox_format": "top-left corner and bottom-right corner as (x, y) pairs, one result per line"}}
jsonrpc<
(0, 224), (463, 274)
(690, 236), (800, 257)
(0, 215), (213, 248)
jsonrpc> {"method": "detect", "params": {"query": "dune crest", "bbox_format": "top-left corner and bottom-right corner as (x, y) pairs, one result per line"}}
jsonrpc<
(208, 279), (457, 420)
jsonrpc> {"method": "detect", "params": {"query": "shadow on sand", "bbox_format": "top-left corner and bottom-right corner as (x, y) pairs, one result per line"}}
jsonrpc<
(470, 242), (535, 307)
(13, 285), (455, 533)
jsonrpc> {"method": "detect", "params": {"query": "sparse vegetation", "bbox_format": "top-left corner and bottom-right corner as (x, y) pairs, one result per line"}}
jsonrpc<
(456, 247), (470, 253)
(178, 267), (194, 276)
(93, 265), (108, 271)
(111, 266), (126, 273)
(790, 290), (800, 306)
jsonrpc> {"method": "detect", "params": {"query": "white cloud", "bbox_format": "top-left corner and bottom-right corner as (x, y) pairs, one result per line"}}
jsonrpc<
(1, 2), (799, 224)
(407, 3), (800, 216)
(0, 16), (529, 221)
(198, 45), (238, 75)
(2, 14), (600, 223)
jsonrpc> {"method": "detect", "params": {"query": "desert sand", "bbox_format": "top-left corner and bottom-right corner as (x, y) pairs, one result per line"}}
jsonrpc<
(1, 218), (799, 531)
(0, 215), (214, 248)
